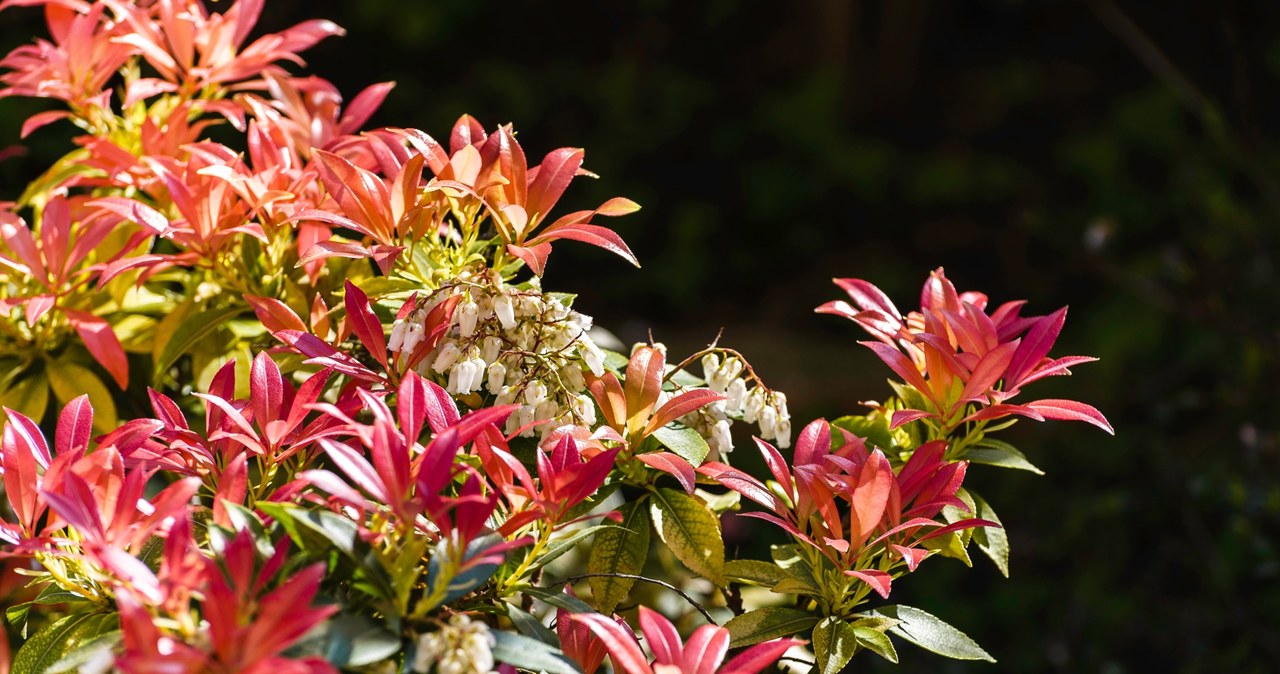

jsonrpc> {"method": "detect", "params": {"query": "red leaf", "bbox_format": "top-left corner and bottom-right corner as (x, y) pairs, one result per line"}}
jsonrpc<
(567, 613), (653, 674)
(849, 450), (893, 542)
(721, 638), (805, 674)
(845, 568), (892, 599)
(1005, 307), (1067, 388)
(525, 147), (584, 223)
(343, 280), (388, 369)
(697, 462), (781, 512)
(889, 408), (940, 429)
(792, 418), (831, 467)
(507, 242), (552, 276)
(55, 394), (93, 461)
(529, 222), (639, 268)
(644, 388), (725, 438)
(250, 352), (285, 429)
(636, 452), (696, 493)
(339, 81), (395, 134)
(63, 309), (129, 388)
(859, 341), (938, 410)
(245, 295), (307, 333)
(450, 114), (487, 154)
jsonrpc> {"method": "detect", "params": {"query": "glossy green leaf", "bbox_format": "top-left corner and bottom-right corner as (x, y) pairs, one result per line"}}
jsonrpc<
(863, 605), (994, 662)
(587, 499), (650, 613)
(154, 302), (245, 378)
(831, 414), (895, 453)
(259, 503), (395, 600)
(506, 604), (557, 645)
(969, 490), (1010, 577)
(425, 533), (507, 608)
(0, 365), (49, 426)
(650, 488), (724, 585)
(47, 631), (121, 673)
(961, 438), (1044, 475)
(524, 524), (620, 575)
(492, 630), (582, 674)
(651, 424), (710, 466)
(287, 612), (401, 667)
(5, 585), (92, 637)
(520, 586), (595, 614)
(813, 617), (858, 674)
(725, 607), (819, 648)
(11, 611), (117, 674)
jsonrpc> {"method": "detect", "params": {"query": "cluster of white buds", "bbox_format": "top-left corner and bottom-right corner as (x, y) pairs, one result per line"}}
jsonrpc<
(400, 272), (606, 439)
(692, 353), (792, 452)
(411, 613), (497, 674)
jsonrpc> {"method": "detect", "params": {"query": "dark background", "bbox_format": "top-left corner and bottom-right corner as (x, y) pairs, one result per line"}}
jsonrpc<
(3, 0), (1280, 671)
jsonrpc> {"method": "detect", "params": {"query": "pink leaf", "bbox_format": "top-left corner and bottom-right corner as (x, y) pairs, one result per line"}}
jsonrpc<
(55, 395), (92, 460)
(721, 638), (805, 674)
(635, 452), (696, 493)
(845, 568), (892, 599)
(246, 295), (307, 333)
(529, 222), (639, 268)
(507, 242), (552, 276)
(889, 409), (940, 430)
(63, 309), (129, 388)
(344, 280), (388, 369)
(644, 388), (725, 438)
(567, 613), (653, 674)
(250, 352), (285, 429)
(637, 606), (683, 667)
(1005, 307), (1067, 388)
(1025, 399), (1114, 434)
(525, 147), (584, 223)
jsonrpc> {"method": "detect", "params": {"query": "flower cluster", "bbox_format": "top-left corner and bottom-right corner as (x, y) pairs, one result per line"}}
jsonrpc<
(0, 2), (1110, 673)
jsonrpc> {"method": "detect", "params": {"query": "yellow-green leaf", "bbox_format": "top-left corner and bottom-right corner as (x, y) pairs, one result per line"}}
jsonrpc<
(10, 611), (117, 674)
(587, 499), (650, 614)
(725, 607), (818, 648)
(0, 365), (49, 425)
(47, 359), (116, 434)
(650, 487), (725, 585)
(725, 559), (789, 588)
(853, 625), (899, 663)
(154, 301), (244, 379)
(969, 490), (1009, 577)
(813, 617), (859, 674)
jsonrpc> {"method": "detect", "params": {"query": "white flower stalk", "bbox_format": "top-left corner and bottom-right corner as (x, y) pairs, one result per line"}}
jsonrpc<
(456, 298), (480, 337)
(433, 342), (462, 372)
(493, 295), (516, 330)
(411, 614), (497, 674)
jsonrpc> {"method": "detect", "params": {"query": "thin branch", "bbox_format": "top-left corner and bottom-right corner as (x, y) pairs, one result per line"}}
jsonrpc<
(553, 572), (717, 623)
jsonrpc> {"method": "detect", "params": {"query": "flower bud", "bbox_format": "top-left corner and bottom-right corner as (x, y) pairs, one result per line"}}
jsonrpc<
(493, 295), (516, 330)
(432, 341), (461, 372)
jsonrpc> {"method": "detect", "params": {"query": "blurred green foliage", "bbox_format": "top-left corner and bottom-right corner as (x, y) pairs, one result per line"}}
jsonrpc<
(3, 0), (1279, 671)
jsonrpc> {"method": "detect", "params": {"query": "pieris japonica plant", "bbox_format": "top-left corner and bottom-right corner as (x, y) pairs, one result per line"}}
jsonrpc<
(0, 1), (1113, 673)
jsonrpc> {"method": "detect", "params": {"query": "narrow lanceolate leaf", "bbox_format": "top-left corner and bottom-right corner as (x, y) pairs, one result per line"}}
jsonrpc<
(11, 611), (118, 674)
(863, 605), (994, 662)
(812, 618), (858, 674)
(724, 560), (790, 588)
(650, 488), (725, 585)
(491, 630), (581, 674)
(969, 490), (1010, 577)
(725, 608), (819, 648)
(587, 500), (650, 614)
(154, 303), (243, 377)
(960, 438), (1044, 475)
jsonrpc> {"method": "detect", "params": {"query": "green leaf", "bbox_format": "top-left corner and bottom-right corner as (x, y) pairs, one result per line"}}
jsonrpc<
(852, 626), (899, 663)
(505, 604), (557, 645)
(725, 560), (789, 588)
(724, 607), (819, 648)
(46, 358), (116, 434)
(0, 363), (49, 426)
(651, 425), (710, 466)
(524, 524), (620, 575)
(48, 632), (122, 673)
(492, 630), (582, 674)
(287, 612), (401, 667)
(960, 438), (1044, 475)
(154, 302), (245, 378)
(521, 586), (595, 614)
(650, 488), (725, 585)
(831, 414), (895, 452)
(425, 533), (507, 608)
(863, 605), (995, 662)
(587, 499), (650, 613)
(259, 503), (395, 600)
(813, 617), (858, 674)
(11, 611), (118, 674)
(969, 490), (1010, 577)
(5, 586), (93, 637)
